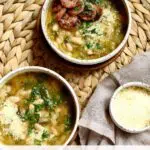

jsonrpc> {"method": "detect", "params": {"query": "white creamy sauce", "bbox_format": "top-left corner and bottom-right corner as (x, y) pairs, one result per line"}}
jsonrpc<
(112, 87), (150, 130)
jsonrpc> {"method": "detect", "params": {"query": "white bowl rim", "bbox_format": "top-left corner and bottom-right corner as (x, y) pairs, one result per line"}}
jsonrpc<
(109, 82), (150, 134)
(41, 0), (132, 65)
(0, 66), (80, 145)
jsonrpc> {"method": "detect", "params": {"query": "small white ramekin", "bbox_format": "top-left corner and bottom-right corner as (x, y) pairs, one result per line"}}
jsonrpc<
(0, 66), (80, 145)
(41, 0), (132, 65)
(109, 82), (150, 133)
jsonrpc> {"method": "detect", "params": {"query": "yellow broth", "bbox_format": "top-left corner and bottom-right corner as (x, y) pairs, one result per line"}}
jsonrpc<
(46, 0), (127, 60)
(0, 73), (75, 145)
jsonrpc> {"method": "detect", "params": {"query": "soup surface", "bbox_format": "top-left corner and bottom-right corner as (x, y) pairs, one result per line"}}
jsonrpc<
(112, 86), (150, 130)
(46, 0), (126, 60)
(0, 73), (74, 145)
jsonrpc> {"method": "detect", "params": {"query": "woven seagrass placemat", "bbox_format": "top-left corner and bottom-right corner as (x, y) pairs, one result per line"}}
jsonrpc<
(0, 0), (150, 109)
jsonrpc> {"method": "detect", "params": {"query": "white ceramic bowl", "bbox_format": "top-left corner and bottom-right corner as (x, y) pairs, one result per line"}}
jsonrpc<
(109, 82), (150, 133)
(41, 0), (132, 65)
(0, 66), (80, 145)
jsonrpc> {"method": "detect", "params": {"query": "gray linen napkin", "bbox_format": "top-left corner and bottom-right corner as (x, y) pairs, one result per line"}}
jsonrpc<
(79, 52), (150, 145)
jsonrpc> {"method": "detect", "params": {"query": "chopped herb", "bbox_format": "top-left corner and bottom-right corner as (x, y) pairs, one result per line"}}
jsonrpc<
(34, 139), (42, 145)
(28, 125), (33, 135)
(52, 93), (63, 105)
(80, 21), (92, 29)
(96, 43), (102, 49)
(23, 110), (40, 124)
(44, 96), (62, 111)
(84, 22), (92, 28)
(44, 98), (55, 110)
(23, 83), (64, 134)
(39, 86), (50, 101)
(85, 22), (92, 28)
(86, 43), (93, 49)
(74, 6), (80, 11)
(39, 86), (56, 110)
(86, 42), (102, 50)
(26, 83), (52, 107)
(40, 85), (64, 110)
(90, 28), (97, 34)
(34, 104), (44, 112)
(22, 110), (40, 134)
(50, 18), (55, 25)
(95, 0), (103, 4)
(42, 130), (49, 140)
(64, 115), (73, 131)
(26, 84), (42, 103)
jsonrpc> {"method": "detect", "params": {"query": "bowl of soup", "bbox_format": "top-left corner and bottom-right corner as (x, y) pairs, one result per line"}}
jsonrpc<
(0, 66), (80, 145)
(109, 82), (150, 133)
(41, 0), (131, 65)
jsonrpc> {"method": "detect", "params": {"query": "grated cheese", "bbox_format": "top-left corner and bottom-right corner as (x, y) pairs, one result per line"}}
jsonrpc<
(0, 100), (27, 140)
(112, 87), (150, 130)
(79, 6), (121, 51)
(26, 129), (44, 145)
(0, 100), (18, 125)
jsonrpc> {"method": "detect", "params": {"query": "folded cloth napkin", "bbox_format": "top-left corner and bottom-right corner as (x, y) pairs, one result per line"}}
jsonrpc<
(79, 51), (150, 145)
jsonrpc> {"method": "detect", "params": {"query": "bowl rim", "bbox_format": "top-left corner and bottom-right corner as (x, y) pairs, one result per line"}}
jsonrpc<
(41, 0), (132, 65)
(109, 82), (150, 134)
(0, 66), (80, 145)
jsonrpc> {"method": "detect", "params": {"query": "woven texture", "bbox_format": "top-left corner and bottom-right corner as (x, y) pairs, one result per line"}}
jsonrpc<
(0, 0), (150, 109)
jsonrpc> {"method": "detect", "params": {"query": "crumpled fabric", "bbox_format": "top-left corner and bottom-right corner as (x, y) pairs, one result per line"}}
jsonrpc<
(79, 52), (150, 145)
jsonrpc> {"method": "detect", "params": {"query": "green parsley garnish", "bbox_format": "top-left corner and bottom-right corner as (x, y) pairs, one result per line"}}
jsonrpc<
(42, 130), (49, 140)
(90, 28), (97, 34)
(26, 83), (63, 111)
(34, 104), (45, 112)
(96, 43), (102, 49)
(80, 21), (92, 29)
(74, 6), (80, 11)
(22, 110), (40, 134)
(64, 115), (73, 131)
(86, 43), (93, 49)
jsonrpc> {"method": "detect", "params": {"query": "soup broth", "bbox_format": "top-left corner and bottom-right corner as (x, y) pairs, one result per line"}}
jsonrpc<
(0, 72), (75, 145)
(46, 0), (127, 60)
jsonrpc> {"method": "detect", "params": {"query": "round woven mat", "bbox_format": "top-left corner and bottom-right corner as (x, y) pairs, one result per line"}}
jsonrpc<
(0, 0), (150, 110)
